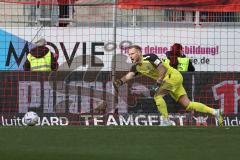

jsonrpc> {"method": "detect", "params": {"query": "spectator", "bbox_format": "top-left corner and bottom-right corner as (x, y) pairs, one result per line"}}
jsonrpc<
(24, 38), (58, 71)
(165, 43), (195, 72)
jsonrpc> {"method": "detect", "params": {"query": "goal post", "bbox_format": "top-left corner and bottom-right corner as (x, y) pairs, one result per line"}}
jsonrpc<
(0, 0), (240, 126)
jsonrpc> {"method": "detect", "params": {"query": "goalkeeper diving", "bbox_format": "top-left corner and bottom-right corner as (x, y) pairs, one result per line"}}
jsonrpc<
(113, 45), (223, 126)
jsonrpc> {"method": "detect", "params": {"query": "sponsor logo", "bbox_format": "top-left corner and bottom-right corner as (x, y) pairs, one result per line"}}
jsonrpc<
(221, 116), (240, 126)
(80, 114), (186, 126)
(0, 116), (69, 126)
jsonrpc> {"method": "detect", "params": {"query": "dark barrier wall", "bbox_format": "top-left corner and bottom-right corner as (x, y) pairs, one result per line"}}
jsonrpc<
(0, 71), (239, 115)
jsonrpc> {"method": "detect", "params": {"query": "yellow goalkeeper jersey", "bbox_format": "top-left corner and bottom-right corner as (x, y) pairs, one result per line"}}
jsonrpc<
(130, 54), (174, 80)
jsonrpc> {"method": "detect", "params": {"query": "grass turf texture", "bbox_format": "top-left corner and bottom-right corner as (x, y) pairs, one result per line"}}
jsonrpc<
(0, 126), (239, 160)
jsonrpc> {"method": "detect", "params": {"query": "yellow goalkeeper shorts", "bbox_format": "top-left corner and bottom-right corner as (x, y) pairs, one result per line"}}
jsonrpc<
(160, 69), (187, 101)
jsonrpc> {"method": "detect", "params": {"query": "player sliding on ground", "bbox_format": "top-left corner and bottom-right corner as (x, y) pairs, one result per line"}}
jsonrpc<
(113, 45), (223, 126)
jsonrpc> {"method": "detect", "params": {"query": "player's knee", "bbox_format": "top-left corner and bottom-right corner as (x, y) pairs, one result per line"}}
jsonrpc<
(178, 95), (190, 108)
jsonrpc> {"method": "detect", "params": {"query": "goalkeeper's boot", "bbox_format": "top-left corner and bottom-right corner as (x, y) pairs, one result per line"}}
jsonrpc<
(160, 118), (174, 126)
(215, 109), (224, 127)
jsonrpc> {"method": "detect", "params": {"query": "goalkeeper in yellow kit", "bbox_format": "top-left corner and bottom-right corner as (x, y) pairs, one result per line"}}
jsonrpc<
(113, 45), (223, 126)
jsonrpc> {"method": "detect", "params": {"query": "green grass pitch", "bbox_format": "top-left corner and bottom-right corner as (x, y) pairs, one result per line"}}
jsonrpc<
(0, 126), (239, 160)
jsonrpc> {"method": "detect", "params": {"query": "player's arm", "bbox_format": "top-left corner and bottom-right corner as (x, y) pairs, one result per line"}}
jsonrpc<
(113, 71), (136, 89)
(156, 63), (168, 84)
(113, 65), (138, 89)
(143, 54), (166, 84)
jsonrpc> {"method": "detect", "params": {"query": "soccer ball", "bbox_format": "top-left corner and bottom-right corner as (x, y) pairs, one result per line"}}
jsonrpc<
(23, 111), (39, 126)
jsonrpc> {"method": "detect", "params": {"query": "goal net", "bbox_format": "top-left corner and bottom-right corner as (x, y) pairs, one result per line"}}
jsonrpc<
(0, 0), (240, 126)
